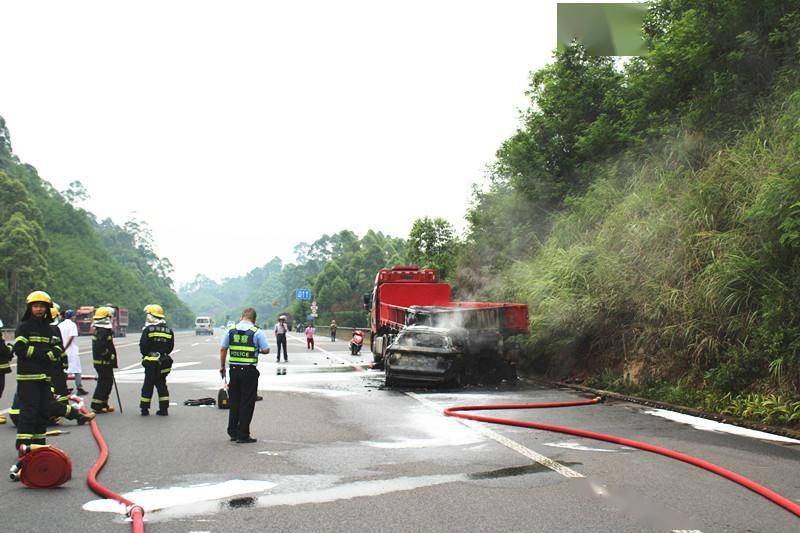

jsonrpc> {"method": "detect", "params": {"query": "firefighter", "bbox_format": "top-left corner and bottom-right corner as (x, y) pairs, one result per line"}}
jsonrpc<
(48, 304), (70, 408)
(139, 304), (174, 416)
(46, 304), (94, 426)
(91, 306), (117, 413)
(12, 291), (61, 449)
(0, 324), (11, 424)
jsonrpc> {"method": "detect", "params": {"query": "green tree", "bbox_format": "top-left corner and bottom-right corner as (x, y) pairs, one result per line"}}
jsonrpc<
(406, 217), (461, 280)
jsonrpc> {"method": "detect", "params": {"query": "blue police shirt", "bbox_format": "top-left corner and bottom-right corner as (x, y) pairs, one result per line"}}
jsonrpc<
(220, 320), (270, 355)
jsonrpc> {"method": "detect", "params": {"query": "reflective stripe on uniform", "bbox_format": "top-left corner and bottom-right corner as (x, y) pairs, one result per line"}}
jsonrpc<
(16, 433), (33, 439)
(9, 408), (20, 415)
(160, 368), (171, 374)
(16, 373), (48, 381)
(140, 397), (152, 403)
(0, 362), (10, 370)
(158, 396), (169, 401)
(28, 335), (51, 343)
(229, 356), (258, 364)
(14, 336), (29, 344)
(148, 332), (173, 339)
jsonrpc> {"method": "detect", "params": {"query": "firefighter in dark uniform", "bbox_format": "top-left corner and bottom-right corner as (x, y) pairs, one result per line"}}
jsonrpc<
(12, 291), (62, 449)
(139, 304), (174, 416)
(91, 306), (118, 413)
(0, 325), (11, 425)
(48, 304), (71, 412)
(220, 307), (270, 443)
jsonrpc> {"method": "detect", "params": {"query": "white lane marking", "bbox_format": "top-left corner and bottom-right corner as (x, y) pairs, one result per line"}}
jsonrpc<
(286, 334), (368, 369)
(191, 343), (199, 347)
(405, 392), (583, 478)
(643, 408), (800, 444)
(543, 441), (629, 452)
(672, 530), (704, 532)
(0, 407), (8, 415)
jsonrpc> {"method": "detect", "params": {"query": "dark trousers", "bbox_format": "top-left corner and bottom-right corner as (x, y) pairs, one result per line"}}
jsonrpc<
(227, 365), (259, 440)
(0, 374), (5, 398)
(276, 334), (288, 361)
(16, 379), (50, 449)
(307, 337), (314, 349)
(49, 366), (70, 403)
(331, 331), (336, 342)
(140, 364), (170, 412)
(92, 365), (114, 410)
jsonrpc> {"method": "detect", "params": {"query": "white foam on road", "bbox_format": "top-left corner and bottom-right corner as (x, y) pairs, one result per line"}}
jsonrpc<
(251, 474), (464, 508)
(642, 408), (800, 444)
(362, 402), (485, 449)
(83, 479), (277, 514)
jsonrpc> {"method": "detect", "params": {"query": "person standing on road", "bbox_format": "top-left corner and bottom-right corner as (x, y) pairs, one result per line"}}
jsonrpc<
(0, 319), (11, 424)
(220, 307), (270, 443)
(274, 315), (289, 362)
(12, 292), (74, 449)
(305, 324), (315, 350)
(91, 307), (118, 414)
(48, 304), (71, 410)
(329, 319), (337, 342)
(139, 304), (174, 416)
(59, 309), (87, 395)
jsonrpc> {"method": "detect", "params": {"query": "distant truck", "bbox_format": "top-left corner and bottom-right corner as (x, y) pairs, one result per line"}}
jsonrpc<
(75, 305), (129, 337)
(195, 316), (214, 335)
(365, 265), (529, 386)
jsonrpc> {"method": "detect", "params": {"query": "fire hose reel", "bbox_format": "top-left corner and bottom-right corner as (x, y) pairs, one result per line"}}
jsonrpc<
(10, 444), (72, 488)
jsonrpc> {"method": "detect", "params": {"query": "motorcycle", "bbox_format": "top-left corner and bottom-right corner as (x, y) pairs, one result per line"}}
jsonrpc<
(350, 331), (364, 355)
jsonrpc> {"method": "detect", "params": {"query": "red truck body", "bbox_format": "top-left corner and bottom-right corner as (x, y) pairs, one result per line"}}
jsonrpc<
(368, 266), (529, 365)
(75, 305), (129, 337)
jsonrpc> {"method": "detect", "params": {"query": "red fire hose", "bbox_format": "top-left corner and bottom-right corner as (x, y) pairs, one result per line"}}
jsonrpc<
(82, 404), (145, 533)
(444, 396), (800, 519)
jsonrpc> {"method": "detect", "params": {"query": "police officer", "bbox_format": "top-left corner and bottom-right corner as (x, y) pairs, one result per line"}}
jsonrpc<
(220, 307), (270, 443)
(91, 307), (117, 413)
(139, 304), (174, 416)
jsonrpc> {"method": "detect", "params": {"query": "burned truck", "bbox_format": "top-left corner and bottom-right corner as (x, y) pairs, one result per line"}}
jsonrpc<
(366, 266), (529, 386)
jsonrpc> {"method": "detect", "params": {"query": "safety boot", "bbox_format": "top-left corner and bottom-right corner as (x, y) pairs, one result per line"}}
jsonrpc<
(140, 409), (149, 416)
(156, 410), (168, 416)
(77, 411), (96, 425)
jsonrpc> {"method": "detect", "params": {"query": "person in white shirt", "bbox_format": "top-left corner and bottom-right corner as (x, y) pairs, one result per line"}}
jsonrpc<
(274, 315), (289, 362)
(58, 309), (87, 395)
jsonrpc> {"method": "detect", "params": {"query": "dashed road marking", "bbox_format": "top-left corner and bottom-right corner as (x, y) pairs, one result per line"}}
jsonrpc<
(286, 334), (369, 371)
(405, 391), (584, 479)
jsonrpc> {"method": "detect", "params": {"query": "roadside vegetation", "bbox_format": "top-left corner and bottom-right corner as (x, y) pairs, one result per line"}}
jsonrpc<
(456, 0), (800, 427)
(179, 230), (407, 328)
(0, 120), (192, 328)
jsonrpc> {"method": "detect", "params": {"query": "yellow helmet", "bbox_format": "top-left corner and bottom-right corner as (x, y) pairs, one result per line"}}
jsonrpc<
(26, 291), (52, 305)
(144, 304), (165, 318)
(93, 307), (112, 320)
(50, 303), (61, 319)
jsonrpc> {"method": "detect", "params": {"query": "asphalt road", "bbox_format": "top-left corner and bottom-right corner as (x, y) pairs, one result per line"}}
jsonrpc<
(1, 330), (798, 532)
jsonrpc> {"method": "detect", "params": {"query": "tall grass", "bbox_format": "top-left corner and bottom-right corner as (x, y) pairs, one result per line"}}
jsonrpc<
(509, 84), (800, 417)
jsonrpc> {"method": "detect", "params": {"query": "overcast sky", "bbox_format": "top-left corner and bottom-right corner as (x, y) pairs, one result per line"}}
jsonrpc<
(1, 0), (576, 286)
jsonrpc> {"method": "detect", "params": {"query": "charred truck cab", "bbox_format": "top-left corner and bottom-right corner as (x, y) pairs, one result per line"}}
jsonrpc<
(368, 265), (529, 387)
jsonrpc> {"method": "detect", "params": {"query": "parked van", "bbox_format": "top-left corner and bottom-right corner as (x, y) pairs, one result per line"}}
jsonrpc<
(195, 316), (214, 335)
